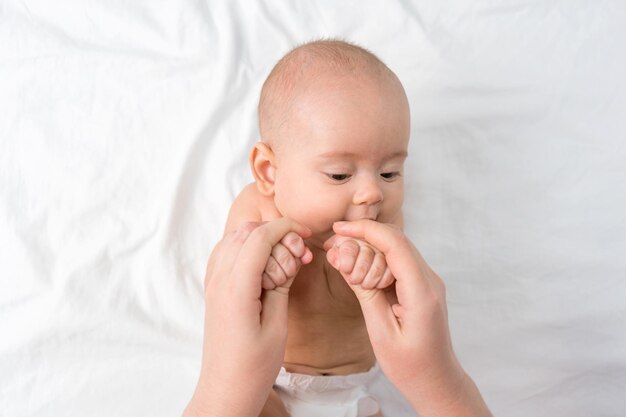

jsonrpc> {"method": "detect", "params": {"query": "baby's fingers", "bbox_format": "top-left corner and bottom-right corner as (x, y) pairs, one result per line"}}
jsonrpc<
(262, 272), (277, 290)
(281, 232), (313, 264)
(263, 242), (305, 290)
(262, 255), (286, 289)
(273, 242), (301, 278)
(376, 267), (395, 289)
(361, 252), (387, 289)
(349, 244), (375, 285)
(338, 240), (360, 276)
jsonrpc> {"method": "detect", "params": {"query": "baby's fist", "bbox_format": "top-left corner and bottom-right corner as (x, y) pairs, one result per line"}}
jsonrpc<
(324, 235), (394, 289)
(262, 231), (313, 290)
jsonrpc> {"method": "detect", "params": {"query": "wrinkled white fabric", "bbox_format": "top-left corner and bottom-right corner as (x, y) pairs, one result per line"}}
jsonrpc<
(1, 1), (626, 417)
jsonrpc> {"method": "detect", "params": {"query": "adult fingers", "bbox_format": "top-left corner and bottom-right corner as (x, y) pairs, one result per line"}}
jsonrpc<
(346, 284), (400, 344)
(205, 222), (260, 291)
(332, 221), (414, 262)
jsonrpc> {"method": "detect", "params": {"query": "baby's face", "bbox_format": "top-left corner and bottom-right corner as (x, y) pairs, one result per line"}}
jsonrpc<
(271, 74), (410, 246)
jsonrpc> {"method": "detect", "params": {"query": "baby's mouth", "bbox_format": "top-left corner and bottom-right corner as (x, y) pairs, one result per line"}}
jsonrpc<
(344, 215), (378, 222)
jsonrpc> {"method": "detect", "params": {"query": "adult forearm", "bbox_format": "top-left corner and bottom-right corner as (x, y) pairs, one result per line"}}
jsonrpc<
(183, 379), (268, 417)
(409, 372), (492, 417)
(183, 395), (260, 417)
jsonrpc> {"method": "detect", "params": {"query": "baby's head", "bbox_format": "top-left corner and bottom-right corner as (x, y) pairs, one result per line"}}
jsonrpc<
(251, 39), (410, 244)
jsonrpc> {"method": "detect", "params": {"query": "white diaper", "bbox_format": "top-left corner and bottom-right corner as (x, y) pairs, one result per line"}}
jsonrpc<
(274, 364), (382, 417)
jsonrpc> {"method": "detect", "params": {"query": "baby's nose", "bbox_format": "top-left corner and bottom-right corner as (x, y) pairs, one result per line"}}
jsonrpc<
(353, 176), (383, 206)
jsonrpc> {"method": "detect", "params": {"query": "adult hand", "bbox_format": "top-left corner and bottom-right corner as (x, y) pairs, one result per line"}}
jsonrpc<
(184, 219), (312, 417)
(324, 220), (492, 417)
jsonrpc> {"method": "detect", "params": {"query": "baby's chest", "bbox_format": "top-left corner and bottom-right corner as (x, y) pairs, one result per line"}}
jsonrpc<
(288, 250), (362, 316)
(284, 251), (373, 373)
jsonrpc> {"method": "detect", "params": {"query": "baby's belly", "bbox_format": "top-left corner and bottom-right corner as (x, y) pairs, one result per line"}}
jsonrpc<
(282, 259), (376, 376)
(284, 315), (375, 376)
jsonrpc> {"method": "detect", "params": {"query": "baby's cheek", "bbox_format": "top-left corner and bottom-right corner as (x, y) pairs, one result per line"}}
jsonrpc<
(297, 210), (336, 234)
(274, 187), (346, 233)
(299, 205), (345, 234)
(379, 196), (403, 223)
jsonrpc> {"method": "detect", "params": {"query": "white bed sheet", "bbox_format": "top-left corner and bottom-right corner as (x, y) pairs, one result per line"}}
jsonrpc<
(1, 1), (626, 416)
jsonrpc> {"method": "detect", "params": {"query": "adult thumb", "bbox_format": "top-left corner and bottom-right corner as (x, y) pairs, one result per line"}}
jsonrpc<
(260, 277), (294, 335)
(351, 285), (399, 344)
(326, 248), (399, 342)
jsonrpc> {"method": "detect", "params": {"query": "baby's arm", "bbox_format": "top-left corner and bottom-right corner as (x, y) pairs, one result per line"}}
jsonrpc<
(225, 183), (312, 289)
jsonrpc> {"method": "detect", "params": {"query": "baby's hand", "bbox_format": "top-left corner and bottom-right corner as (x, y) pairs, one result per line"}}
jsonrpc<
(324, 235), (395, 289)
(262, 231), (313, 290)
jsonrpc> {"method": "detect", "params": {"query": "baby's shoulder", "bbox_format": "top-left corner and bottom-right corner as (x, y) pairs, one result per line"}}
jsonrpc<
(234, 183), (263, 210)
(223, 183), (280, 235)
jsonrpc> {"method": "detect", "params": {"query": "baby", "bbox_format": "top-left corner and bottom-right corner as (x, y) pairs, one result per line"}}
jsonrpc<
(224, 40), (411, 417)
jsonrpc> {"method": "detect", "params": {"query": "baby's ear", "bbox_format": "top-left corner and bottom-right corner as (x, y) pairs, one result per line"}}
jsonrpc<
(250, 141), (276, 196)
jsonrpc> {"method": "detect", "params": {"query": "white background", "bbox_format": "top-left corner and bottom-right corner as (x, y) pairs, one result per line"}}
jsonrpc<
(1, 1), (625, 416)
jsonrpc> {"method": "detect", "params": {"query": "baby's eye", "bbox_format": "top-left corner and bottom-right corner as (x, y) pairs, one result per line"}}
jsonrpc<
(381, 172), (400, 180)
(327, 173), (351, 182)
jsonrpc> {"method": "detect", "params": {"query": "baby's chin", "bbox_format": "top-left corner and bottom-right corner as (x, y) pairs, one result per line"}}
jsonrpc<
(304, 228), (336, 251)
